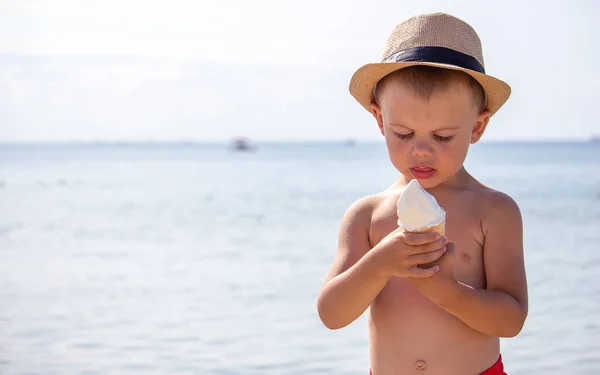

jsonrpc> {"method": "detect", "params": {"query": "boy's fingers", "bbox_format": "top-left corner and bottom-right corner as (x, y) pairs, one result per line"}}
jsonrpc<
(407, 247), (446, 265)
(401, 231), (442, 246)
(409, 238), (447, 255)
(407, 264), (439, 278)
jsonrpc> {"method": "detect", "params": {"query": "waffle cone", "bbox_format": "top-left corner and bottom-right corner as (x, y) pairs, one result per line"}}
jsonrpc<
(423, 220), (445, 236)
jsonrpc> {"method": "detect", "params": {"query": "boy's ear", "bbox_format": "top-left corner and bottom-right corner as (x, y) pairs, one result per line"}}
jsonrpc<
(470, 110), (491, 144)
(370, 102), (385, 136)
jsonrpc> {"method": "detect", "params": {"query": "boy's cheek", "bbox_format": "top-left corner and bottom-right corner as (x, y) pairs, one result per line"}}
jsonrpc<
(439, 142), (470, 162)
(385, 139), (409, 156)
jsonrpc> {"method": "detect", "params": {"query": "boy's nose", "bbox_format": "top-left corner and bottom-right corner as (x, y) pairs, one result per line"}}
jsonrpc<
(411, 141), (433, 157)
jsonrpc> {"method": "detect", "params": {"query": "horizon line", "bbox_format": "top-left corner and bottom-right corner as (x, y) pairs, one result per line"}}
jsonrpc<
(0, 138), (595, 146)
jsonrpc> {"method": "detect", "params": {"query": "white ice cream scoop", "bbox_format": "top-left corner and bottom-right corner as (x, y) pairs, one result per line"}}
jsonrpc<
(396, 179), (446, 235)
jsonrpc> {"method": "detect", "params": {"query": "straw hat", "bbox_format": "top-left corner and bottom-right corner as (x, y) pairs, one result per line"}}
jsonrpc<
(349, 12), (511, 116)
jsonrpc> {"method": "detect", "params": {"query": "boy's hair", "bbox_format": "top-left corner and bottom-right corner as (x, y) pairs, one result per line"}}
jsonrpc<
(373, 66), (487, 112)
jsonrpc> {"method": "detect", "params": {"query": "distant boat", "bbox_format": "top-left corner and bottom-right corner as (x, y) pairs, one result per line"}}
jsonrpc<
(231, 136), (254, 151)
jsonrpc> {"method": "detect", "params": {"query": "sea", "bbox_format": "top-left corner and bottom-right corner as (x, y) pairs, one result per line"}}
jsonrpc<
(0, 141), (598, 375)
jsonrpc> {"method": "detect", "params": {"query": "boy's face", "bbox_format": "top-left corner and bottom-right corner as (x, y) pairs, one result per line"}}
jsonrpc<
(370, 76), (491, 189)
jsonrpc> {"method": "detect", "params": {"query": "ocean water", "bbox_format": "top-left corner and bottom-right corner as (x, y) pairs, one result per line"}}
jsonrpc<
(0, 141), (598, 375)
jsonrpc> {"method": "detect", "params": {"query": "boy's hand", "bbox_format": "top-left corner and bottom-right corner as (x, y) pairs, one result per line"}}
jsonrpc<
(370, 228), (447, 279)
(407, 242), (458, 305)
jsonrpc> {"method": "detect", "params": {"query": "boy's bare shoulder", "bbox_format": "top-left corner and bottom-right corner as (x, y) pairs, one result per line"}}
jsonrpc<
(472, 184), (522, 227)
(341, 190), (403, 249)
(338, 190), (400, 242)
(466, 184), (523, 257)
(340, 191), (391, 227)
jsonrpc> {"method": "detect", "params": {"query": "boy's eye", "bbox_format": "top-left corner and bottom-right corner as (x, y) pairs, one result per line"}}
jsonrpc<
(434, 134), (454, 142)
(393, 131), (454, 142)
(394, 132), (413, 140)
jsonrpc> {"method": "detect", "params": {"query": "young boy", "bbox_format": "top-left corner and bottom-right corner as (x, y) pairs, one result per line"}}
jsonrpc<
(316, 13), (528, 375)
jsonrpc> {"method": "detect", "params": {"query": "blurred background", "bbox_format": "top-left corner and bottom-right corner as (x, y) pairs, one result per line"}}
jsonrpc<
(1, 0), (599, 374)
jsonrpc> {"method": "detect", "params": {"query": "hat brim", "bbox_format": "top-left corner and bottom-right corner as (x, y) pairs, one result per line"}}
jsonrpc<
(349, 61), (511, 117)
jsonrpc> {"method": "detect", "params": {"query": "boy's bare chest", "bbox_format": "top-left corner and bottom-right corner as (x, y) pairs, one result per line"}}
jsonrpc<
(369, 198), (487, 289)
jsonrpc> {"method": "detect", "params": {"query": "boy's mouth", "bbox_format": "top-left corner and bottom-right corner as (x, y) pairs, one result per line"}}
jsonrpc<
(410, 165), (435, 179)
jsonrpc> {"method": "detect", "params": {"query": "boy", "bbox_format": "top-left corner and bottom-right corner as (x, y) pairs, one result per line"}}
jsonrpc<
(316, 13), (528, 375)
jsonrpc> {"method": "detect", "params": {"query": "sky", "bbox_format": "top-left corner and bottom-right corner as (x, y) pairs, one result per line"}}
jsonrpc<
(0, 0), (599, 142)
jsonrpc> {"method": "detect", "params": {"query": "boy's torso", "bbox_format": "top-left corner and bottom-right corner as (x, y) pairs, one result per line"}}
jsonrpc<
(366, 183), (501, 375)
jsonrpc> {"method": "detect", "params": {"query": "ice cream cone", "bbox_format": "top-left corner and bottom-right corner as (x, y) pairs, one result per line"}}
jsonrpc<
(404, 219), (445, 236)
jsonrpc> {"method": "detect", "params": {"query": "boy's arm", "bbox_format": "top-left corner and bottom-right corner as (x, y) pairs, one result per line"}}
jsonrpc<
(438, 192), (529, 337)
(316, 196), (389, 330)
